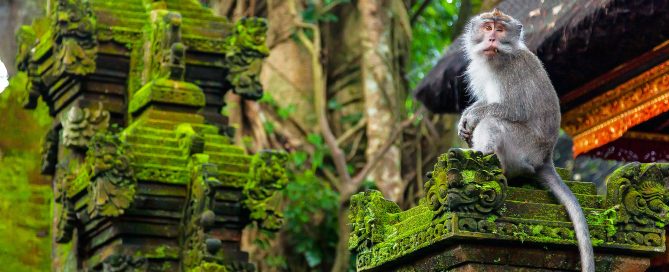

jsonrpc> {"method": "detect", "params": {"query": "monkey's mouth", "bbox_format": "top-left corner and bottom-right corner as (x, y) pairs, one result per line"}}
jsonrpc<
(483, 47), (499, 56)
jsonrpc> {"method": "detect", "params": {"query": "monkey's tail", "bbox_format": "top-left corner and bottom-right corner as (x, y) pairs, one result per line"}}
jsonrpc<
(538, 165), (595, 272)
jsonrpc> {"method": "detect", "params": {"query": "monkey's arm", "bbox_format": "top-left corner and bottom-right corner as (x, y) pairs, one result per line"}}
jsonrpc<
(462, 100), (485, 118)
(468, 102), (528, 124)
(458, 101), (486, 145)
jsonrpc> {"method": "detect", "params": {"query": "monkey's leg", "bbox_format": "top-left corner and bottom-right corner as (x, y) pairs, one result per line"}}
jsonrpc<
(470, 117), (499, 155)
(474, 119), (543, 178)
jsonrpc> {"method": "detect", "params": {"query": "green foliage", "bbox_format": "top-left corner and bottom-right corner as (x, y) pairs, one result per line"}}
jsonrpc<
(302, 0), (351, 24)
(0, 73), (52, 271)
(0, 154), (52, 271)
(408, 0), (460, 90)
(281, 166), (340, 269)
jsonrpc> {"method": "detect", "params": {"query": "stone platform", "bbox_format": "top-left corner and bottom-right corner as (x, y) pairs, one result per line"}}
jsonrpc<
(349, 149), (669, 271)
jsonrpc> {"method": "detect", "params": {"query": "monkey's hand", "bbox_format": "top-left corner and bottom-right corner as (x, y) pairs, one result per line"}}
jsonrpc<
(458, 113), (477, 146)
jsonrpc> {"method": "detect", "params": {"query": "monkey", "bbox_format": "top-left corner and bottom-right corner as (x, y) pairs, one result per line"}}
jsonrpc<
(456, 9), (595, 272)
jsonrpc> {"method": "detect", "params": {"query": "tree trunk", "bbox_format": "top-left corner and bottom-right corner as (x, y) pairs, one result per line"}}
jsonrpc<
(331, 205), (351, 272)
(357, 0), (410, 202)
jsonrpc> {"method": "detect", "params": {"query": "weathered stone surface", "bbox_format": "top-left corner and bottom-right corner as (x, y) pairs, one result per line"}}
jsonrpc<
(349, 148), (669, 271)
(17, 0), (277, 271)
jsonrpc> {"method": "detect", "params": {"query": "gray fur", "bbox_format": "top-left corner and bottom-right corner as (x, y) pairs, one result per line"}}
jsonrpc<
(458, 10), (595, 272)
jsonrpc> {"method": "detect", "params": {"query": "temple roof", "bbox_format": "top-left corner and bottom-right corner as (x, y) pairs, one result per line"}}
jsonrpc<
(414, 0), (669, 114)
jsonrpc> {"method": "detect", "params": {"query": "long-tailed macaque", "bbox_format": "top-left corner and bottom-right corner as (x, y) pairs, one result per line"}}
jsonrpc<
(457, 9), (594, 272)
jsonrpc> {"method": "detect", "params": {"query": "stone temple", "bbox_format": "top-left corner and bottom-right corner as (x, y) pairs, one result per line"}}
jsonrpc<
(15, 0), (286, 270)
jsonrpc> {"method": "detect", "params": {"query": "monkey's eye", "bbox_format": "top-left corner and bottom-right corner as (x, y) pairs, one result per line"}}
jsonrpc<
(496, 27), (504, 32)
(484, 25), (493, 31)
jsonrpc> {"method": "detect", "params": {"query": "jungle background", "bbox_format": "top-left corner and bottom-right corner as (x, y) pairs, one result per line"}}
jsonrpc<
(0, 0), (623, 271)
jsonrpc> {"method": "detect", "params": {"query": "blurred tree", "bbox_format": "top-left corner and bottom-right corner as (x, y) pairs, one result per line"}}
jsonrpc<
(0, 0), (42, 76)
(207, 0), (473, 271)
(0, 1), (51, 271)
(0, 73), (52, 271)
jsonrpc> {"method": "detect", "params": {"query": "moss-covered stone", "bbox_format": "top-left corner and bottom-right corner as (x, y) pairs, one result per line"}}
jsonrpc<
(17, 0), (275, 270)
(349, 148), (669, 271)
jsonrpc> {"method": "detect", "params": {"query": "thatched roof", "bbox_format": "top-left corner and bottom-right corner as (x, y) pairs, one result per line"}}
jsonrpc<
(415, 0), (669, 113)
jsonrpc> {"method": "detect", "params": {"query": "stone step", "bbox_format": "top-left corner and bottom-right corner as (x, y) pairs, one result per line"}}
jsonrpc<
(509, 179), (597, 195)
(207, 152), (252, 166)
(125, 134), (179, 147)
(506, 187), (603, 209)
(204, 133), (232, 145)
(215, 163), (250, 174)
(503, 200), (603, 223)
(141, 109), (205, 124)
(134, 153), (189, 168)
(128, 127), (176, 138)
(565, 181), (597, 195)
(131, 144), (185, 157)
(204, 142), (246, 155)
(142, 119), (218, 134)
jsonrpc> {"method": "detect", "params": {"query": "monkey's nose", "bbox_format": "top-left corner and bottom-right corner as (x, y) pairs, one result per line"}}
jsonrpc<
(489, 38), (496, 42)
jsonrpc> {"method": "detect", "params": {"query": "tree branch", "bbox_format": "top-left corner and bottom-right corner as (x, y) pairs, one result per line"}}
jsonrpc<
(336, 116), (367, 145)
(410, 0), (431, 25)
(289, 0), (353, 188)
(345, 107), (426, 196)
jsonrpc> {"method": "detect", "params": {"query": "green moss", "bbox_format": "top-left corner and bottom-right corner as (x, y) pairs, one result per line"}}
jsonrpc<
(587, 207), (617, 237)
(188, 262), (229, 272)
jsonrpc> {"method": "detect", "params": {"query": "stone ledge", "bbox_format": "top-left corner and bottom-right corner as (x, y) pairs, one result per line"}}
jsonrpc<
(349, 148), (669, 271)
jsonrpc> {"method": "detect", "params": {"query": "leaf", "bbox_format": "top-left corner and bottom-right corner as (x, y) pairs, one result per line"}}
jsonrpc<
(292, 151), (308, 167)
(341, 112), (363, 124)
(307, 133), (323, 146)
(263, 121), (275, 134)
(277, 104), (296, 120)
(305, 250), (323, 267)
(327, 99), (342, 110)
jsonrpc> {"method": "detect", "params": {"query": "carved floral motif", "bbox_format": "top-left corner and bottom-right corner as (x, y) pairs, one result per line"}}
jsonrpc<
(93, 254), (147, 272)
(424, 148), (507, 216)
(243, 150), (288, 231)
(605, 162), (669, 228)
(85, 132), (136, 217)
(61, 104), (110, 150)
(53, 0), (98, 75)
(348, 190), (402, 252)
(223, 18), (269, 100)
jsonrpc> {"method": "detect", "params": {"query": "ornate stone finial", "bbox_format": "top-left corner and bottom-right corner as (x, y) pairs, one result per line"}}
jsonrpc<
(181, 158), (231, 270)
(223, 18), (269, 100)
(61, 104), (110, 150)
(177, 123), (205, 155)
(85, 131), (136, 217)
(424, 148), (507, 216)
(159, 12), (186, 80)
(243, 150), (289, 231)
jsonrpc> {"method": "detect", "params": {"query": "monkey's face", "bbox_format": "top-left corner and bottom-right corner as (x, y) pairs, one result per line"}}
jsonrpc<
(465, 10), (524, 60)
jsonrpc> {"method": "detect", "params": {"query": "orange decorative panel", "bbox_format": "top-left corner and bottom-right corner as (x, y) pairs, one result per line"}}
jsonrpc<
(562, 60), (669, 156)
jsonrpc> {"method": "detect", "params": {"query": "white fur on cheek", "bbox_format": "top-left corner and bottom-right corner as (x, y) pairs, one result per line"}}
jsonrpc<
(466, 59), (501, 103)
